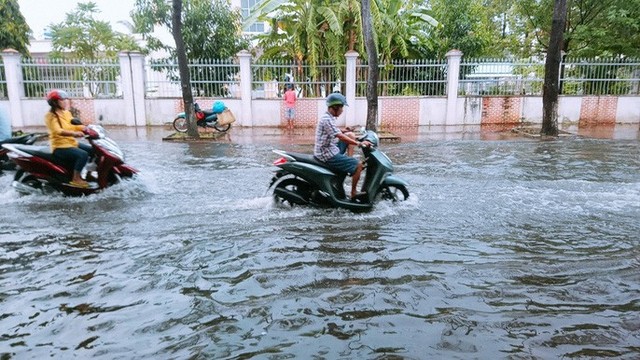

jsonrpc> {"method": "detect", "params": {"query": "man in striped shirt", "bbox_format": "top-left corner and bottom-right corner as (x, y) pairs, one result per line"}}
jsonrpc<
(314, 93), (370, 199)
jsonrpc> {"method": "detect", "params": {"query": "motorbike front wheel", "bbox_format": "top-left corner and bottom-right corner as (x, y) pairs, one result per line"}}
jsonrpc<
(173, 117), (188, 133)
(377, 184), (409, 202)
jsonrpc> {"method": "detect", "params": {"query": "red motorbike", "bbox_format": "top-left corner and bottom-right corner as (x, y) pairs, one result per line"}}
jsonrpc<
(1, 125), (137, 196)
(172, 102), (233, 133)
(0, 132), (46, 173)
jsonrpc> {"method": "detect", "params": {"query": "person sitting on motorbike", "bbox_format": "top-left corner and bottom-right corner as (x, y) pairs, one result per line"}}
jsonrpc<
(314, 92), (371, 200)
(44, 89), (94, 188)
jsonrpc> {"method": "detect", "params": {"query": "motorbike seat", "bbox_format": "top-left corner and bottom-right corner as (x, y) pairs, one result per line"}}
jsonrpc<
(287, 152), (348, 175)
(0, 134), (32, 145)
(201, 109), (218, 122)
(12, 144), (56, 163)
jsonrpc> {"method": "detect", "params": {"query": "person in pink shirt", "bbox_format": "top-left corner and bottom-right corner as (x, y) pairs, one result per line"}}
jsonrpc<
(283, 84), (297, 130)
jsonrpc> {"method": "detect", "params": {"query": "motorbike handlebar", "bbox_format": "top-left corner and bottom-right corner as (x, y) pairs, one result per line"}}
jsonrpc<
(83, 127), (100, 139)
(359, 141), (373, 149)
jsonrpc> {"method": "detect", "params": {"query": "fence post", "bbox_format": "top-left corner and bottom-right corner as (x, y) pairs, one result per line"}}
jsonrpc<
(345, 51), (359, 128)
(237, 50), (252, 126)
(118, 51), (146, 126)
(1, 49), (25, 128)
(445, 49), (463, 126)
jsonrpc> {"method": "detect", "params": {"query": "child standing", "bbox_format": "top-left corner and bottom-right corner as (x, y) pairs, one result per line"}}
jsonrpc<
(283, 84), (297, 130)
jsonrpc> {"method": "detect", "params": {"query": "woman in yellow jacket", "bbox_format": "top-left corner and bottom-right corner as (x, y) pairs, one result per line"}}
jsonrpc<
(44, 89), (93, 188)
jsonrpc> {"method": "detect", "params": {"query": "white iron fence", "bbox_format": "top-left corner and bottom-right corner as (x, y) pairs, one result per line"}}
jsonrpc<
(357, 59), (448, 96)
(10, 56), (640, 99)
(145, 58), (241, 98)
(459, 57), (640, 96)
(22, 58), (121, 98)
(459, 58), (544, 96)
(562, 58), (640, 95)
(251, 59), (344, 99)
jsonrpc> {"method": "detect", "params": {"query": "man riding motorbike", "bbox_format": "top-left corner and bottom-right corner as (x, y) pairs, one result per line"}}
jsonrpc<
(313, 93), (371, 199)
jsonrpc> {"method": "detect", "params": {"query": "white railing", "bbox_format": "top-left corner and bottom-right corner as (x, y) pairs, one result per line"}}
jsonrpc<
(357, 59), (448, 97)
(4, 53), (640, 100)
(145, 58), (241, 98)
(460, 57), (640, 96)
(460, 58), (544, 96)
(251, 59), (344, 99)
(562, 58), (640, 95)
(21, 58), (121, 98)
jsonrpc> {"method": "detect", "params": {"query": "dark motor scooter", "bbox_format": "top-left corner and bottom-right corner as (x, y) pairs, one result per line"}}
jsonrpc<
(1, 124), (137, 196)
(267, 130), (409, 212)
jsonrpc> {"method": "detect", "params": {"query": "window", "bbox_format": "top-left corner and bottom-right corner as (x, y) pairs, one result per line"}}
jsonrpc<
(241, 0), (265, 33)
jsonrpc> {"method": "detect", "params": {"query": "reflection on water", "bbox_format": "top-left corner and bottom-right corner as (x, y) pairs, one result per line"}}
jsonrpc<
(0, 127), (639, 358)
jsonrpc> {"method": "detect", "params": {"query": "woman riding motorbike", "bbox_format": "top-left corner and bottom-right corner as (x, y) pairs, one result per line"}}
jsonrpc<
(44, 89), (94, 188)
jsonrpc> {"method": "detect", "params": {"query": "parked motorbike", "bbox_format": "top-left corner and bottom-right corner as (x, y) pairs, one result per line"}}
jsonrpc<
(267, 130), (409, 212)
(173, 102), (231, 133)
(0, 132), (46, 172)
(1, 125), (137, 196)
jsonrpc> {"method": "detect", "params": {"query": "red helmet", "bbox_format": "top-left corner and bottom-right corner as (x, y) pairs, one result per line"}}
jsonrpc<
(46, 89), (69, 106)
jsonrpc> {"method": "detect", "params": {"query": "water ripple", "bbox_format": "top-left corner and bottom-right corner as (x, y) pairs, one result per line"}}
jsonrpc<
(0, 135), (639, 358)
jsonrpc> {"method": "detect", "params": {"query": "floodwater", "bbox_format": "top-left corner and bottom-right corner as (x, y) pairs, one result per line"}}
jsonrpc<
(1, 125), (639, 359)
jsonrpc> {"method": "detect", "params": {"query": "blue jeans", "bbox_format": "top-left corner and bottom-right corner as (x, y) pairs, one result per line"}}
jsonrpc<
(53, 143), (93, 172)
(337, 140), (349, 155)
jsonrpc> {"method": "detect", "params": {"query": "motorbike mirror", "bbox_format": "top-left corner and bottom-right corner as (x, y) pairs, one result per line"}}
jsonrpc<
(71, 118), (82, 125)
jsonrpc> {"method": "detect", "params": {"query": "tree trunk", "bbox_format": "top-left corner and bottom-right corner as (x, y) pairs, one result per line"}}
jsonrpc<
(361, 0), (378, 131)
(172, 0), (198, 138)
(541, 0), (567, 137)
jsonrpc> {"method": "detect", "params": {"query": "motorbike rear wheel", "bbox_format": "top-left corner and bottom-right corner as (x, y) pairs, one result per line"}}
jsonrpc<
(173, 117), (188, 133)
(213, 123), (231, 132)
(272, 177), (312, 207)
(377, 184), (409, 202)
(13, 169), (45, 194)
(1, 159), (17, 171)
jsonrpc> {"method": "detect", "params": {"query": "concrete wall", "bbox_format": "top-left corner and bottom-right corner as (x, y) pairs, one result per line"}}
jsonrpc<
(617, 97), (640, 123)
(3, 95), (640, 129)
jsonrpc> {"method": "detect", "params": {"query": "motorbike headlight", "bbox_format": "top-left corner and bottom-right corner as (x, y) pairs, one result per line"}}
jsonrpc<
(95, 138), (125, 162)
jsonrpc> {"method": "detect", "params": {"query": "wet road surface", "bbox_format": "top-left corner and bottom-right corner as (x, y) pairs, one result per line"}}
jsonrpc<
(1, 126), (639, 358)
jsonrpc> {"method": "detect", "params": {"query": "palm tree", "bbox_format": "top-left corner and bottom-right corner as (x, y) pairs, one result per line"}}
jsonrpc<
(250, 0), (348, 97)
(374, 0), (438, 62)
(249, 0), (438, 99)
(252, 0), (345, 71)
(250, 0), (437, 64)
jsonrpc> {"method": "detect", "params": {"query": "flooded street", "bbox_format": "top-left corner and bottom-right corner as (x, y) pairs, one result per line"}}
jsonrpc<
(1, 126), (639, 359)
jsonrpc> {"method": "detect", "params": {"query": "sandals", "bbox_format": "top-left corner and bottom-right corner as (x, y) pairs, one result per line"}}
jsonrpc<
(68, 180), (90, 188)
(350, 191), (368, 201)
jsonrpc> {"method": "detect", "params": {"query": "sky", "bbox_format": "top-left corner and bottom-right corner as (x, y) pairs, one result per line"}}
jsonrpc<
(18, 0), (135, 39)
